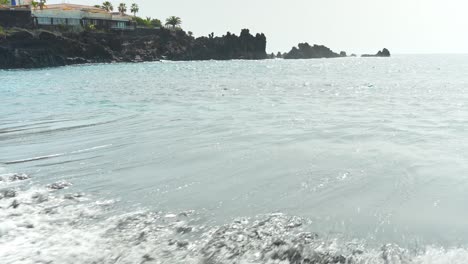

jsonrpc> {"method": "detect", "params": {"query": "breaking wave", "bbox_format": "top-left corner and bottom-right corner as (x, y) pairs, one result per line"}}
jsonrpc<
(1, 173), (468, 264)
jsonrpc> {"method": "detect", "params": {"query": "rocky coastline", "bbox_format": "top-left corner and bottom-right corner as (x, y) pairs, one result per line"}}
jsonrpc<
(0, 26), (392, 69)
(0, 28), (267, 69)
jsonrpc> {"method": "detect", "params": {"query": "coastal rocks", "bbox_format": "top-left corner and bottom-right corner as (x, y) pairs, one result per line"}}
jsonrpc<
(284, 42), (343, 59)
(8, 199), (20, 209)
(0, 29), (114, 69)
(0, 173), (31, 182)
(0, 189), (17, 200)
(9, 173), (31, 181)
(0, 28), (268, 69)
(47, 181), (72, 190)
(175, 226), (193, 234)
(200, 214), (352, 264)
(362, 48), (391, 57)
(189, 29), (267, 60)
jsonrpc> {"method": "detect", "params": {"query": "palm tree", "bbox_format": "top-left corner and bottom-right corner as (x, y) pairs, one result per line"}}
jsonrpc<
(31, 0), (38, 10)
(38, 0), (46, 10)
(101, 1), (113, 12)
(130, 3), (139, 17)
(165, 16), (181, 29)
(117, 3), (127, 15)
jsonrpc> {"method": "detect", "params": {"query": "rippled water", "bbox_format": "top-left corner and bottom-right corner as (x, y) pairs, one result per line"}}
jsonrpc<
(2, 56), (468, 263)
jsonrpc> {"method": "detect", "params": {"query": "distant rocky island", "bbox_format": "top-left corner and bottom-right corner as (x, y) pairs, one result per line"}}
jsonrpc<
(280, 42), (347, 59)
(275, 43), (390, 59)
(362, 48), (391, 57)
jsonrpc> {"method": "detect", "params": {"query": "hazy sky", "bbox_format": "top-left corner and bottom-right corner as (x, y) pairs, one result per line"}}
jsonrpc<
(49, 0), (468, 54)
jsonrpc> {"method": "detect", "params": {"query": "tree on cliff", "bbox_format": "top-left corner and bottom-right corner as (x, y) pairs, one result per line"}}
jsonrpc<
(101, 1), (113, 12)
(133, 16), (162, 28)
(130, 3), (139, 17)
(118, 3), (127, 15)
(150, 18), (162, 28)
(38, 0), (46, 10)
(165, 16), (182, 29)
(31, 0), (38, 10)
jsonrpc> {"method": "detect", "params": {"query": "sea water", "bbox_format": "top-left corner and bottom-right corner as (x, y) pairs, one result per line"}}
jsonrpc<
(2, 56), (468, 263)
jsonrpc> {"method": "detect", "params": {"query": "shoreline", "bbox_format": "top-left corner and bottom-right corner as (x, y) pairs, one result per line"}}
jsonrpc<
(0, 55), (391, 71)
(0, 27), (390, 70)
(0, 27), (268, 69)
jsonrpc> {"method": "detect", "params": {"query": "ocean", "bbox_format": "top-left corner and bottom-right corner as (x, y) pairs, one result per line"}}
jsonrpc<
(2, 56), (468, 263)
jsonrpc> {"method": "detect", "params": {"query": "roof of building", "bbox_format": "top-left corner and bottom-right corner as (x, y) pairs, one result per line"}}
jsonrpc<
(43, 4), (106, 13)
(107, 12), (132, 20)
(32, 3), (133, 21)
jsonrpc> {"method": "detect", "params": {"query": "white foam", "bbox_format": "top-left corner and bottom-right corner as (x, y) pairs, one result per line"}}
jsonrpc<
(413, 247), (468, 264)
(2, 186), (468, 264)
(70, 144), (112, 154)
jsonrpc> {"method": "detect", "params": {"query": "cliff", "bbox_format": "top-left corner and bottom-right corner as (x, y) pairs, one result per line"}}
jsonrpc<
(283, 42), (346, 59)
(0, 28), (267, 69)
(362, 48), (391, 57)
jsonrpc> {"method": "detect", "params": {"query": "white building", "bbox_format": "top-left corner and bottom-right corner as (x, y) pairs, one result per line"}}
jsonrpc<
(32, 4), (134, 30)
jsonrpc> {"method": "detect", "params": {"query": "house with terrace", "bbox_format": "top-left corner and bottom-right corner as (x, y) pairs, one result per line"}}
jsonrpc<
(32, 4), (135, 30)
(0, 2), (135, 30)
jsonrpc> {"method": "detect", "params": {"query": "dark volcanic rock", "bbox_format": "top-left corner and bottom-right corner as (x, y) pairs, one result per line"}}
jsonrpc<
(362, 48), (391, 57)
(0, 28), (267, 69)
(9, 173), (31, 182)
(284, 42), (342, 59)
(0, 173), (31, 182)
(0, 189), (17, 200)
(188, 29), (267, 60)
(47, 181), (72, 190)
(0, 29), (113, 69)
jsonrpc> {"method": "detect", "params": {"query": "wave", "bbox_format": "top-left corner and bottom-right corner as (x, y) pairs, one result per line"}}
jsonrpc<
(0, 115), (137, 141)
(1, 178), (468, 264)
(2, 145), (112, 165)
(4, 153), (67, 165)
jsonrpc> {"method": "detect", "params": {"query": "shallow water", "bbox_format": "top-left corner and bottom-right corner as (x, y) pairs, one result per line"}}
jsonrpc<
(2, 56), (468, 263)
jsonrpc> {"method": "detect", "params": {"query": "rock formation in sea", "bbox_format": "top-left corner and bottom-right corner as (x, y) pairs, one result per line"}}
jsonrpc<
(0, 28), (267, 69)
(190, 29), (267, 60)
(283, 42), (345, 59)
(361, 48), (391, 57)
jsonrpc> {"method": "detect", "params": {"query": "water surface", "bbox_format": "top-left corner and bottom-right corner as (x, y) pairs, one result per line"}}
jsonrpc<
(2, 56), (468, 263)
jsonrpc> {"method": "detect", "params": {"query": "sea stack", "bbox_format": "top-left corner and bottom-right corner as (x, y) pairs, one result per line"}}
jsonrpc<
(362, 48), (391, 57)
(283, 42), (342, 59)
